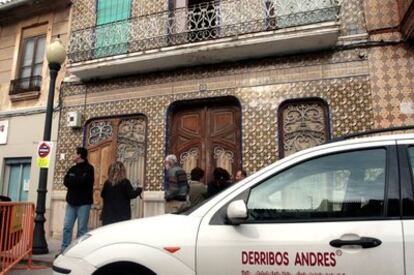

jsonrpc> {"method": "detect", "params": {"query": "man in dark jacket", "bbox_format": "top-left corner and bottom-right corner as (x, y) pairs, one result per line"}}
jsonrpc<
(61, 147), (94, 252)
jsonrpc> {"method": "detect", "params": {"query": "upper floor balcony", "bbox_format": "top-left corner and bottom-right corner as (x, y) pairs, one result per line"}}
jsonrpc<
(68, 0), (340, 80)
(9, 76), (42, 101)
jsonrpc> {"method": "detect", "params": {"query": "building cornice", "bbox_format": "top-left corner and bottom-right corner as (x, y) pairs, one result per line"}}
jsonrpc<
(0, 0), (72, 25)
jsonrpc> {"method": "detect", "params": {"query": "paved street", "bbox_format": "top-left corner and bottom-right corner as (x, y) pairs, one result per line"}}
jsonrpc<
(8, 239), (59, 275)
(9, 266), (52, 275)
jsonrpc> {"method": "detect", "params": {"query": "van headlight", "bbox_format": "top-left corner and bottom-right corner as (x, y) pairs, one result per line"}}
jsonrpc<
(63, 233), (92, 255)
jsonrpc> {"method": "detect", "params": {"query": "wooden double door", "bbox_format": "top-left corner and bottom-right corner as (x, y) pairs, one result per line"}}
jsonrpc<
(85, 116), (147, 229)
(171, 105), (241, 184)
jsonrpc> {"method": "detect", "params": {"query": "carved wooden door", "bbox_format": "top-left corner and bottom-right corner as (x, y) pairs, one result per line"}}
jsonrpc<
(172, 105), (241, 184)
(86, 116), (147, 229)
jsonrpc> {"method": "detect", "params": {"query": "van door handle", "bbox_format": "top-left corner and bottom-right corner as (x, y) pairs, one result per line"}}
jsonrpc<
(329, 237), (382, 248)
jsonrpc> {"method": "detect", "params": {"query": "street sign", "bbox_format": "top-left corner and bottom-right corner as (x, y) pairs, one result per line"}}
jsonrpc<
(36, 141), (53, 168)
(0, 120), (8, 145)
(38, 143), (51, 158)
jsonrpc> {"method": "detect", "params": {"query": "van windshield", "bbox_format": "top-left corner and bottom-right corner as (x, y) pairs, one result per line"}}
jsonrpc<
(175, 196), (215, 215)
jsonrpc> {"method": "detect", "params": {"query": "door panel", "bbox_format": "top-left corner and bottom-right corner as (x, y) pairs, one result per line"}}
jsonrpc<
(87, 141), (116, 229)
(208, 107), (240, 177)
(86, 116), (147, 229)
(7, 164), (22, 201)
(117, 118), (147, 218)
(197, 146), (404, 275)
(4, 159), (31, 202)
(197, 221), (403, 275)
(20, 163), (30, 201)
(398, 141), (414, 275)
(172, 104), (241, 183)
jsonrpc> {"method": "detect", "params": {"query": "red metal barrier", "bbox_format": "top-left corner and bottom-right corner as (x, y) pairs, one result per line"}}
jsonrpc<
(0, 202), (35, 274)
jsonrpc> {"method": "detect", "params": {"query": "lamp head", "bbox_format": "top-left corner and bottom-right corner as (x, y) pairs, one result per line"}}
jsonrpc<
(46, 37), (66, 65)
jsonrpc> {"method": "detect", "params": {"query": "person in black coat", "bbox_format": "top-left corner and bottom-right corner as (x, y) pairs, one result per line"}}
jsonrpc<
(207, 167), (233, 198)
(101, 161), (142, 226)
(61, 147), (95, 252)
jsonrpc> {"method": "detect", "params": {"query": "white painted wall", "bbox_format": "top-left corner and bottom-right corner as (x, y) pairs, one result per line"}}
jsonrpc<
(0, 110), (60, 234)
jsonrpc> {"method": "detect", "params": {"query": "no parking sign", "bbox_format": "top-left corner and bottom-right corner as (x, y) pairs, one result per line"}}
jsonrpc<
(36, 142), (53, 168)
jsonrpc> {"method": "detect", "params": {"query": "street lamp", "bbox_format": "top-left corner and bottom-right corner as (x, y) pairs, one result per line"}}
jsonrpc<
(32, 38), (66, 254)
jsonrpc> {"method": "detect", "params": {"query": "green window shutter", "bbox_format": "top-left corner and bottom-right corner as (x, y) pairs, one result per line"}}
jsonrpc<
(95, 0), (131, 58)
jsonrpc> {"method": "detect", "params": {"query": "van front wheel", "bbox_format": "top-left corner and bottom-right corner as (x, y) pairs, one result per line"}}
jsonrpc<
(93, 262), (156, 275)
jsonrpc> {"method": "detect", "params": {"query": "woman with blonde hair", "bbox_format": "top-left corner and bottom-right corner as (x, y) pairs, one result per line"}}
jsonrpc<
(101, 161), (142, 225)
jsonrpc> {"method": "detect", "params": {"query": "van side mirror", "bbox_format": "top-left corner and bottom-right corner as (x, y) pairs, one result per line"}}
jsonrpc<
(226, 200), (248, 225)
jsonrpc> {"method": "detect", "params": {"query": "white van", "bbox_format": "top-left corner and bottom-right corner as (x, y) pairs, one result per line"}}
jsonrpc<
(53, 133), (414, 275)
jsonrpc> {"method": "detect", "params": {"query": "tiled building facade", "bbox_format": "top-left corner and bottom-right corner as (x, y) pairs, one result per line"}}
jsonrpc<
(50, 0), (414, 238)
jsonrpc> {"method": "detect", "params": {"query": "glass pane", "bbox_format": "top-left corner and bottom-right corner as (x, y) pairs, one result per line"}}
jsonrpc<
(247, 149), (386, 220)
(22, 39), (35, 67)
(7, 164), (21, 202)
(20, 163), (31, 201)
(405, 147), (414, 216)
(20, 67), (31, 78)
(33, 64), (42, 77)
(34, 36), (46, 63)
(409, 147), (414, 175)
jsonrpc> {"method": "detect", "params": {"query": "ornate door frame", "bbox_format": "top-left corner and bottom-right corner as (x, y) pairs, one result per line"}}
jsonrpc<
(84, 114), (148, 229)
(167, 96), (242, 183)
(278, 97), (331, 158)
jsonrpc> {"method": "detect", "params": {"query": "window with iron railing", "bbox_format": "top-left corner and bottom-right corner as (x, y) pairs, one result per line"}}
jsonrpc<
(187, 0), (220, 42)
(10, 34), (45, 95)
(9, 76), (42, 95)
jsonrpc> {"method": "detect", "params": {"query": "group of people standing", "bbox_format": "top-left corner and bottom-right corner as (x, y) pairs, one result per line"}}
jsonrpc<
(60, 147), (142, 253)
(163, 154), (247, 213)
(59, 148), (246, 253)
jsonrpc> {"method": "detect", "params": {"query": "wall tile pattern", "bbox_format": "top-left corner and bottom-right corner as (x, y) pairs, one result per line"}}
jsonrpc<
(131, 0), (167, 17)
(70, 0), (169, 31)
(364, 0), (400, 31)
(64, 48), (367, 97)
(55, 57), (373, 192)
(368, 37), (414, 128)
(71, 0), (96, 31)
(338, 0), (367, 35)
(69, 0), (366, 36)
(399, 0), (413, 18)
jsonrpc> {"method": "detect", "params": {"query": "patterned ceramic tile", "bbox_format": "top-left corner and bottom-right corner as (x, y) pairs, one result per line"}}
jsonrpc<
(64, 48), (367, 97)
(364, 0), (400, 31)
(132, 0), (167, 17)
(69, 0), (367, 40)
(338, 0), (367, 35)
(399, 0), (413, 18)
(55, 71), (374, 192)
(368, 39), (414, 128)
(71, 0), (96, 31)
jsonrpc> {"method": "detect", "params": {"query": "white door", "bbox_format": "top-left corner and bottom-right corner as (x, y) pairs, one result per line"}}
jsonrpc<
(398, 141), (414, 275)
(196, 145), (404, 275)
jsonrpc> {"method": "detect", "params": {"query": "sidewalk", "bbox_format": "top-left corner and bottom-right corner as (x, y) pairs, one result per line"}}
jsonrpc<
(8, 238), (60, 274)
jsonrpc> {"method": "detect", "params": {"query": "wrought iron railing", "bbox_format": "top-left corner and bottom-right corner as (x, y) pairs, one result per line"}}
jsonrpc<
(9, 76), (42, 95)
(68, 0), (339, 63)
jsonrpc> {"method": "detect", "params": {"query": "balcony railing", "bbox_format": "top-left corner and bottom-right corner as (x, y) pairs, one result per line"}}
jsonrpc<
(68, 0), (339, 63)
(9, 76), (42, 95)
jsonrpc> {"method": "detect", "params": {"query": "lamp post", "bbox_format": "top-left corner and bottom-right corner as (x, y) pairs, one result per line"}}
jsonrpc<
(32, 38), (66, 254)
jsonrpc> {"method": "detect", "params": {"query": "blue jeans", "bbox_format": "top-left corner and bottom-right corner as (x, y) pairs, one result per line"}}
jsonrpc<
(61, 203), (91, 251)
